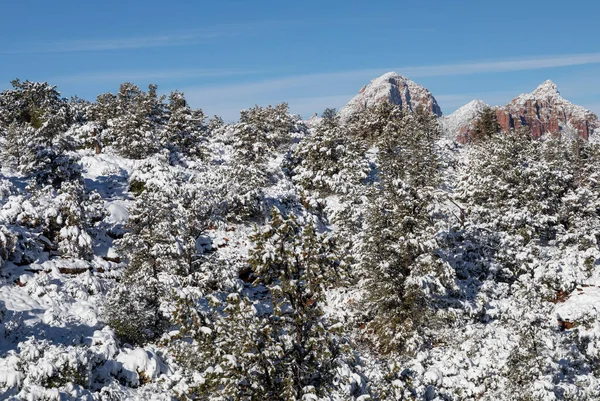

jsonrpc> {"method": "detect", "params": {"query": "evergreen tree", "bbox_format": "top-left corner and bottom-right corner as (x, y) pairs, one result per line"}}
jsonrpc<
(104, 187), (176, 345)
(169, 208), (350, 400)
(105, 168), (216, 345)
(0, 80), (79, 186)
(469, 106), (500, 142)
(0, 79), (73, 143)
(100, 83), (166, 159)
(360, 109), (453, 354)
(164, 90), (207, 158)
(41, 182), (102, 260)
(292, 108), (369, 195)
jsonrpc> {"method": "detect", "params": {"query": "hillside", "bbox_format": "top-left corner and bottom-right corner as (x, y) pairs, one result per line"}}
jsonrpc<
(0, 77), (600, 401)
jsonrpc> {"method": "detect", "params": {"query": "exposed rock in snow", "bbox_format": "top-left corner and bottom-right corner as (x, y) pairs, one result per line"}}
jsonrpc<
(500, 80), (599, 139)
(440, 99), (488, 139)
(451, 80), (600, 142)
(338, 72), (443, 120)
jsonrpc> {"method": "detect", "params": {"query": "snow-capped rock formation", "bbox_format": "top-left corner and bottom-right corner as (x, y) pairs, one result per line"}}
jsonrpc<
(497, 80), (599, 139)
(450, 81), (600, 142)
(440, 99), (488, 139)
(338, 72), (442, 120)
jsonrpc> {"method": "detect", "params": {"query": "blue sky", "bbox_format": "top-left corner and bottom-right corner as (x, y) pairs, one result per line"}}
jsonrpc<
(1, 0), (599, 121)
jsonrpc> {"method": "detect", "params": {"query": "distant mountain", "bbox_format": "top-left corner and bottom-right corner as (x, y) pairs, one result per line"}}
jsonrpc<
(440, 99), (488, 140)
(338, 72), (442, 120)
(446, 81), (600, 142)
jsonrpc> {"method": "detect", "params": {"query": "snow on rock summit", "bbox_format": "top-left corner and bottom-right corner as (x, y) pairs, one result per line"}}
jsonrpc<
(338, 72), (443, 120)
(441, 99), (488, 139)
(449, 80), (600, 142)
(499, 80), (599, 139)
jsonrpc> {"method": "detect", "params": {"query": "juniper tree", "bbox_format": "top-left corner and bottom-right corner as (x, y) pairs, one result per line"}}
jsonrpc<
(164, 90), (207, 158)
(469, 105), (500, 143)
(360, 109), (453, 354)
(292, 108), (369, 196)
(169, 208), (351, 400)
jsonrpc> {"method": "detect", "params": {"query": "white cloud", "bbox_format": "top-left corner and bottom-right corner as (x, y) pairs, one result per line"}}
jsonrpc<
(401, 53), (600, 77)
(51, 68), (269, 84)
(2, 24), (251, 54)
(182, 53), (600, 119)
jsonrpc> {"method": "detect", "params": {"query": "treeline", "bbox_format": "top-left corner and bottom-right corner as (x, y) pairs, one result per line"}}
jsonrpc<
(1, 79), (600, 399)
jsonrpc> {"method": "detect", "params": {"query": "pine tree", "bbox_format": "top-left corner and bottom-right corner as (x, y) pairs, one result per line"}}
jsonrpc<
(42, 182), (101, 260)
(164, 90), (207, 158)
(360, 110), (453, 354)
(0, 79), (73, 143)
(169, 208), (350, 400)
(105, 171), (216, 345)
(469, 106), (500, 143)
(103, 83), (166, 159)
(292, 108), (369, 195)
(0, 80), (79, 185)
(104, 188), (174, 345)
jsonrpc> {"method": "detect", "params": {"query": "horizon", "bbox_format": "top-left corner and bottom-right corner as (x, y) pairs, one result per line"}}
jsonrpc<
(1, 0), (599, 121)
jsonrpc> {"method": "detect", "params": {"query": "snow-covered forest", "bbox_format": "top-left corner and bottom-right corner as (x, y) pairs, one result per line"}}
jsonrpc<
(1, 77), (600, 401)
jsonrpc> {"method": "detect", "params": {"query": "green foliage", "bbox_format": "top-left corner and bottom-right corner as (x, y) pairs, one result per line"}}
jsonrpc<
(106, 170), (216, 346)
(291, 107), (369, 195)
(469, 106), (500, 142)
(360, 107), (453, 354)
(128, 179), (146, 196)
(164, 90), (207, 159)
(169, 208), (351, 400)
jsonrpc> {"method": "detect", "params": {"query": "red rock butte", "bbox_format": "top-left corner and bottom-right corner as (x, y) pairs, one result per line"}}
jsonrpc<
(456, 80), (599, 143)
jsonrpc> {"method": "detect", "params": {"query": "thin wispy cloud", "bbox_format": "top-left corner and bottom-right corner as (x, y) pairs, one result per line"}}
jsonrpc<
(402, 53), (600, 77)
(2, 24), (251, 54)
(186, 52), (600, 97)
(51, 68), (271, 84)
(182, 53), (600, 120)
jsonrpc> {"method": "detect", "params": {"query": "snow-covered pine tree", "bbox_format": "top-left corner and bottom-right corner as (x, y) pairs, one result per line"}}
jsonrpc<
(226, 104), (303, 223)
(291, 108), (369, 196)
(0, 79), (73, 144)
(247, 207), (349, 399)
(164, 90), (207, 159)
(105, 162), (217, 345)
(103, 83), (166, 159)
(0, 80), (80, 187)
(169, 208), (351, 400)
(360, 107), (454, 354)
(41, 181), (103, 260)
(469, 105), (500, 142)
(104, 186), (177, 345)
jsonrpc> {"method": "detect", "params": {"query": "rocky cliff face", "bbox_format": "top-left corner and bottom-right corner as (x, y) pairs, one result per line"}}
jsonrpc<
(446, 81), (599, 142)
(338, 72), (442, 120)
(440, 99), (488, 141)
(498, 80), (599, 139)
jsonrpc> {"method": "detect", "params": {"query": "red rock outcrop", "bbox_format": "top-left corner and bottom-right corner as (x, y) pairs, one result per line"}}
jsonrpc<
(448, 81), (599, 142)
